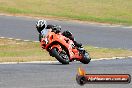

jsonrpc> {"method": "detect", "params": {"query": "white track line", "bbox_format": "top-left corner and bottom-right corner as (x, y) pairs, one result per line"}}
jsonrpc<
(0, 37), (5, 39)
(128, 56), (132, 58)
(0, 56), (131, 64)
(122, 26), (132, 29)
(100, 25), (132, 29)
(34, 41), (39, 42)
(0, 61), (59, 64)
(23, 40), (30, 42)
(0, 37), (132, 64)
(0, 37), (39, 43)
(15, 39), (22, 41)
(8, 38), (14, 40)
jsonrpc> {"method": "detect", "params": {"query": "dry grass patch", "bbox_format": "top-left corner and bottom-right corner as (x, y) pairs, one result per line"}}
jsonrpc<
(0, 38), (54, 62)
(85, 45), (132, 59)
(0, 38), (132, 62)
(0, 0), (132, 25)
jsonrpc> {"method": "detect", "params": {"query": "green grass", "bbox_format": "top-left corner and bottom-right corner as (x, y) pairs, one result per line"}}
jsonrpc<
(85, 46), (132, 59)
(0, 38), (54, 62)
(0, 38), (132, 62)
(0, 0), (132, 25)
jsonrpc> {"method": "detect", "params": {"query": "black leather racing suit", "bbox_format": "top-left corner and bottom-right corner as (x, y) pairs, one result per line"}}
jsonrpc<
(62, 31), (82, 48)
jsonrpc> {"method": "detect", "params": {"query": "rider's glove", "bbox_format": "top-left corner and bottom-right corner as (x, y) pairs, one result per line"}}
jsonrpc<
(52, 25), (61, 33)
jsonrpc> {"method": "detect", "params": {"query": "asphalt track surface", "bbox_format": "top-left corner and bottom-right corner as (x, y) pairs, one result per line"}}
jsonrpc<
(0, 15), (132, 49)
(0, 58), (132, 88)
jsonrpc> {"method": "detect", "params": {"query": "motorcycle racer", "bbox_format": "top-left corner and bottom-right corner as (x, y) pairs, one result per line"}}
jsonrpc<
(36, 19), (82, 48)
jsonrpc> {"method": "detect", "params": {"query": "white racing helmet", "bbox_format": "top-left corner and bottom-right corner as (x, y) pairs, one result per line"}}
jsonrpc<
(36, 19), (47, 29)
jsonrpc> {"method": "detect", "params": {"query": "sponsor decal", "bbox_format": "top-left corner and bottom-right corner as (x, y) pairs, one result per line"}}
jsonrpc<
(76, 67), (131, 85)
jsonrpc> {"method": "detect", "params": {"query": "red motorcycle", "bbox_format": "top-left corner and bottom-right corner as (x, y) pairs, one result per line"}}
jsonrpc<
(40, 30), (91, 64)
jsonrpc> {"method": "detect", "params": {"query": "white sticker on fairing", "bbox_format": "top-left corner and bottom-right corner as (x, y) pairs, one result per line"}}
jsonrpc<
(45, 38), (48, 44)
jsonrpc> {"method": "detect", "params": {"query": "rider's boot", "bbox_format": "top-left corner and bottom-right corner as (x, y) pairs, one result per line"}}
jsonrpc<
(74, 41), (86, 54)
(74, 41), (82, 48)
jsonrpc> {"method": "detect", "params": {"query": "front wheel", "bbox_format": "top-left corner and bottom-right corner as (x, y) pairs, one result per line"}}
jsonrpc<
(51, 48), (69, 64)
(80, 52), (91, 64)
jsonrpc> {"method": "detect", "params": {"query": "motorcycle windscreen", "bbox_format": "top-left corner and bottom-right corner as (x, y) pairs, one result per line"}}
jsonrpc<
(41, 29), (49, 38)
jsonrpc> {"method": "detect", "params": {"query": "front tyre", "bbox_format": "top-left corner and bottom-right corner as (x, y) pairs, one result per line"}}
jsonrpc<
(80, 52), (91, 64)
(51, 48), (69, 64)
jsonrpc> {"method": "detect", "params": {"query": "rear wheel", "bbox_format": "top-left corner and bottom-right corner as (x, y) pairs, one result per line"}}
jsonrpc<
(51, 48), (69, 64)
(80, 52), (91, 64)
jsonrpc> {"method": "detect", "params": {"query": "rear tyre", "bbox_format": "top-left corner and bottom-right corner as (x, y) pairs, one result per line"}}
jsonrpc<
(80, 52), (91, 64)
(51, 48), (69, 64)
